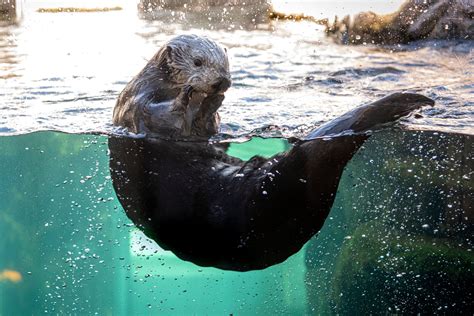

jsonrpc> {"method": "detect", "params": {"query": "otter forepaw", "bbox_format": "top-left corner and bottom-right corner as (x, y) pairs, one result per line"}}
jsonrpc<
(171, 86), (193, 112)
(183, 85), (194, 98)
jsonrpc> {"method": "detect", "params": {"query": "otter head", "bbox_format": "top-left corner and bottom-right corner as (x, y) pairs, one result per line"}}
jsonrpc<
(162, 34), (231, 96)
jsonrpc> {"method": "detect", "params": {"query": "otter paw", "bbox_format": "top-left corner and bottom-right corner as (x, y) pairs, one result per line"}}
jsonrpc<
(183, 85), (194, 97)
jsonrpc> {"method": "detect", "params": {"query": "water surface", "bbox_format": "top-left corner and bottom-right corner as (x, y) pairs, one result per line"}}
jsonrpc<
(0, 1), (472, 137)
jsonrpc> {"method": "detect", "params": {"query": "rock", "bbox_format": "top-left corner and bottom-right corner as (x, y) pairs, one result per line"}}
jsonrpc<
(326, 0), (474, 45)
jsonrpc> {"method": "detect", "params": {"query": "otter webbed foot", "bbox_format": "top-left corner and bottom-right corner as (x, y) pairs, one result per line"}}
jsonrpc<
(306, 92), (434, 139)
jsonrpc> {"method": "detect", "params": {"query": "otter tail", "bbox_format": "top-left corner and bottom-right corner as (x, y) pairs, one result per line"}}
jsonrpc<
(305, 92), (434, 139)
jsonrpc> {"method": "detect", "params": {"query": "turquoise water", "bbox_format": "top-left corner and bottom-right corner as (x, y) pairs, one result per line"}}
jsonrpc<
(0, 129), (472, 314)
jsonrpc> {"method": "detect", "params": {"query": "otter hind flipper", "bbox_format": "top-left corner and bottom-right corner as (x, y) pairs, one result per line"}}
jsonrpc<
(306, 92), (434, 139)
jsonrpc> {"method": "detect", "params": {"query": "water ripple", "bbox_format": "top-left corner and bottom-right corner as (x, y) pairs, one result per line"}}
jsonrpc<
(0, 5), (472, 137)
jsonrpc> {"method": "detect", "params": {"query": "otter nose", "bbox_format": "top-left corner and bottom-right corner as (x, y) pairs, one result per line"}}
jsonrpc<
(212, 77), (232, 93)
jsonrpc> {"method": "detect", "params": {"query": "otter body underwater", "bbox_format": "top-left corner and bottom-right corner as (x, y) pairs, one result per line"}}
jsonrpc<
(111, 35), (434, 271)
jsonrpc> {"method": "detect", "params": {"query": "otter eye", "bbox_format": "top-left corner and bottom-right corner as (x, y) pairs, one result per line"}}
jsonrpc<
(194, 58), (203, 67)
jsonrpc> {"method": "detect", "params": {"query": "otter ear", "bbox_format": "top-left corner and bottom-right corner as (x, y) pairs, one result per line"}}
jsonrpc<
(224, 47), (228, 54)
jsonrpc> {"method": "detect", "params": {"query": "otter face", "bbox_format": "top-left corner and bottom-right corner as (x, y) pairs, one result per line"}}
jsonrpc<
(164, 34), (231, 95)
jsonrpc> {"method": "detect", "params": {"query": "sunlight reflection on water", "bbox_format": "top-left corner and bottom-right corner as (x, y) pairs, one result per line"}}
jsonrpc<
(0, 1), (472, 137)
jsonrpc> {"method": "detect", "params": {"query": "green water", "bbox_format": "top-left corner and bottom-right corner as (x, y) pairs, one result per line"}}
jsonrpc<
(0, 130), (472, 315)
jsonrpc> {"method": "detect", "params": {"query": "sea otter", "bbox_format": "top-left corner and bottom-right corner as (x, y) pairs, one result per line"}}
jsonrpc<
(113, 34), (231, 139)
(110, 35), (434, 271)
